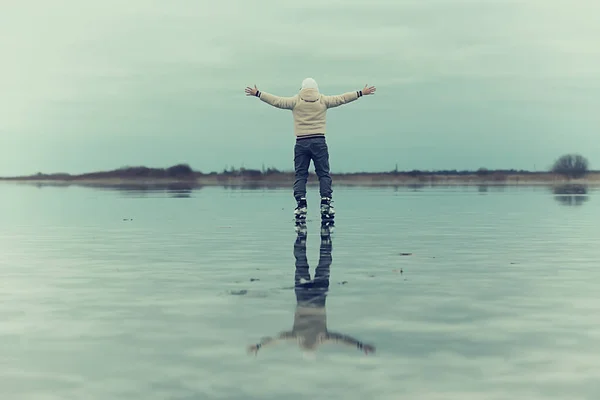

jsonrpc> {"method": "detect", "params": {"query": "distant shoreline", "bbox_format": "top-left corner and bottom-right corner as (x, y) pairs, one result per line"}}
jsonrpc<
(1, 165), (598, 188)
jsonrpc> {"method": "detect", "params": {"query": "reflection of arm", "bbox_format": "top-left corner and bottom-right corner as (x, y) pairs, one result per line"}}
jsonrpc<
(324, 332), (375, 353)
(248, 331), (296, 353)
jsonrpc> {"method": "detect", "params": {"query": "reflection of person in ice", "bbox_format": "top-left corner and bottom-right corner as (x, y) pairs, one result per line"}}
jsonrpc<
(248, 227), (375, 357)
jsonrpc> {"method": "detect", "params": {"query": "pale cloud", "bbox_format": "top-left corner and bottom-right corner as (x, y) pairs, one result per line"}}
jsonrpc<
(1, 0), (599, 175)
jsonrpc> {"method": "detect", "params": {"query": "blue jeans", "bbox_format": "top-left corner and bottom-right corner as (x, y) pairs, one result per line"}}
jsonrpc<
(293, 136), (332, 200)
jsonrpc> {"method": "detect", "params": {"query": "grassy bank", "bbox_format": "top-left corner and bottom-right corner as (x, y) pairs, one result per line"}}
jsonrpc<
(1, 164), (599, 188)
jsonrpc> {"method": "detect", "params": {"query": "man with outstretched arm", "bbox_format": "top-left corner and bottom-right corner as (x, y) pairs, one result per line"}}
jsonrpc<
(245, 78), (376, 223)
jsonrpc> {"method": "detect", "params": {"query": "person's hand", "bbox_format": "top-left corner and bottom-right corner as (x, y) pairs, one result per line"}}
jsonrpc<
(247, 344), (259, 355)
(363, 344), (375, 354)
(362, 84), (376, 95)
(245, 85), (259, 97)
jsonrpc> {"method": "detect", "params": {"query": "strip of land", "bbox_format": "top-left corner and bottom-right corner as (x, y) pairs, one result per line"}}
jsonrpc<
(0, 164), (597, 188)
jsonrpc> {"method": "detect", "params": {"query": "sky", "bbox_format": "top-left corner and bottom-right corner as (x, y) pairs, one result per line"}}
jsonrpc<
(1, 0), (599, 176)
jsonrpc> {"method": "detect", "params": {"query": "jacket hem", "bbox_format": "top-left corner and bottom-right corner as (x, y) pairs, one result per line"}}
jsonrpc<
(296, 133), (325, 141)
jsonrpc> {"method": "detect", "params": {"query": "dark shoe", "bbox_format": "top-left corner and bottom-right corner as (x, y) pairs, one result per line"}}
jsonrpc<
(295, 197), (307, 222)
(320, 197), (335, 221)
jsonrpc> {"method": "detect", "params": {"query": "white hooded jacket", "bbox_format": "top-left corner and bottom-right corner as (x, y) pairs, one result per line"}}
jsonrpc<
(257, 78), (363, 137)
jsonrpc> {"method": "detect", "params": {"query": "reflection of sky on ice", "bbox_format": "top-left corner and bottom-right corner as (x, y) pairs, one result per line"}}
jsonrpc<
(1, 185), (599, 399)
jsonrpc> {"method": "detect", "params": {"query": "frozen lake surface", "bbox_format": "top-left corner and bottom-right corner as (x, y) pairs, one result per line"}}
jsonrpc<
(1, 183), (599, 400)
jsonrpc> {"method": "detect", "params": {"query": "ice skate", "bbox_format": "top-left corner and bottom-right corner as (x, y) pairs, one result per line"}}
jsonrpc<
(294, 197), (307, 223)
(320, 197), (335, 222)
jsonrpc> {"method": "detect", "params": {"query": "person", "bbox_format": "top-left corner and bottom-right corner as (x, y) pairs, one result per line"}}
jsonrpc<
(247, 225), (376, 358)
(245, 78), (376, 223)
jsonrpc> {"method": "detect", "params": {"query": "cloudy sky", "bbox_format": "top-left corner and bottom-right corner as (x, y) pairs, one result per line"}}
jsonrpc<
(1, 0), (599, 176)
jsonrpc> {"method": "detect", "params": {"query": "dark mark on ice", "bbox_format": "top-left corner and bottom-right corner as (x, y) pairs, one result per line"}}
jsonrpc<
(227, 289), (270, 298)
(250, 278), (260, 282)
(338, 281), (348, 285)
(399, 253), (412, 256)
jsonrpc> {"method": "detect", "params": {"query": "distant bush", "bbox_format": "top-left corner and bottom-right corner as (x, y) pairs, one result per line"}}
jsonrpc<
(551, 154), (589, 179)
(264, 167), (281, 175)
(76, 164), (197, 180)
(166, 164), (194, 177)
(239, 168), (262, 178)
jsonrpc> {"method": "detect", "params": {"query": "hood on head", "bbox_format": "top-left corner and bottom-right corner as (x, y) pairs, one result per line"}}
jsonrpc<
(302, 78), (318, 90)
(299, 77), (320, 102)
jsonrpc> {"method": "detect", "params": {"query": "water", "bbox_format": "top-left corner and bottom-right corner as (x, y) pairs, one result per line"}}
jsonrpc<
(1, 183), (599, 400)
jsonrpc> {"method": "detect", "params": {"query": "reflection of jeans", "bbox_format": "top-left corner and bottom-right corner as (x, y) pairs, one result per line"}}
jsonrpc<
(293, 136), (332, 200)
(294, 235), (332, 308)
